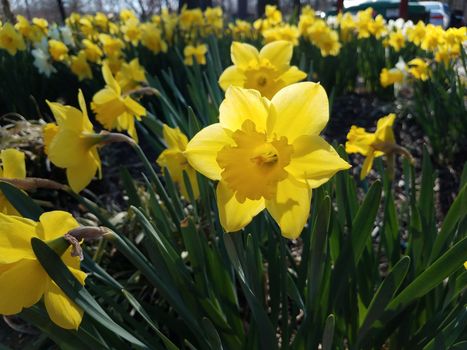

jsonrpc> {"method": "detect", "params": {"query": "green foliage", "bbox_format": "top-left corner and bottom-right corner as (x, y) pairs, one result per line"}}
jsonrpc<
(4, 141), (466, 349)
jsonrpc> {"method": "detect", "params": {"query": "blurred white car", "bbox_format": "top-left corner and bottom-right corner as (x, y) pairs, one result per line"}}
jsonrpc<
(419, 1), (450, 28)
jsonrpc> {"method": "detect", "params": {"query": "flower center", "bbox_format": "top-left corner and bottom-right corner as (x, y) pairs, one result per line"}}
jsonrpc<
(256, 75), (267, 87)
(251, 143), (278, 165)
(217, 120), (293, 202)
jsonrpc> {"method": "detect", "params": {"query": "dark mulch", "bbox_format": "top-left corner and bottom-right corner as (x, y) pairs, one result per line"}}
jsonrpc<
(326, 92), (464, 215)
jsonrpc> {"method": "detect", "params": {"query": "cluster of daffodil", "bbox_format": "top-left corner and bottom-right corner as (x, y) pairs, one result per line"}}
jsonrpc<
(1, 6), (464, 88)
(0, 6), (466, 345)
(378, 22), (465, 89)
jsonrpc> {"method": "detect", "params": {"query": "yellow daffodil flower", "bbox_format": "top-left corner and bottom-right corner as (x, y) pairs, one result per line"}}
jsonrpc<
(355, 8), (373, 39)
(45, 89), (102, 192)
(204, 7), (223, 34)
(369, 15), (387, 39)
(0, 149), (26, 215)
(121, 18), (141, 46)
(94, 12), (109, 30)
(262, 24), (300, 46)
(185, 83), (350, 239)
(0, 211), (86, 329)
(82, 39), (103, 63)
(421, 24), (444, 52)
(103, 55), (124, 74)
(407, 21), (426, 46)
(265, 5), (282, 25)
(0, 23), (26, 55)
(157, 125), (199, 199)
(116, 58), (147, 93)
(99, 34), (124, 58)
(339, 12), (357, 42)
(91, 64), (146, 142)
(219, 41), (307, 99)
(179, 7), (204, 32)
(298, 13), (316, 36)
(307, 21), (341, 57)
(32, 17), (48, 33)
(229, 20), (253, 40)
(70, 51), (93, 81)
(140, 23), (168, 54)
(346, 114), (402, 179)
(408, 58), (430, 81)
(48, 39), (69, 62)
(79, 17), (96, 39)
(15, 15), (43, 42)
(387, 30), (405, 52)
(380, 68), (404, 88)
(184, 44), (208, 65)
(120, 9), (137, 22)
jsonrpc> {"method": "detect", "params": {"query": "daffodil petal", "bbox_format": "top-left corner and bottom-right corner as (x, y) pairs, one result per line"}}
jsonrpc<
(60, 247), (86, 275)
(123, 96), (146, 117)
(0, 259), (47, 315)
(360, 152), (375, 180)
(278, 66), (307, 85)
(286, 135), (351, 188)
(218, 65), (245, 91)
(66, 152), (99, 192)
(216, 181), (265, 232)
(1, 149), (26, 179)
(46, 101), (83, 131)
(0, 213), (37, 263)
(185, 123), (234, 180)
(37, 211), (79, 241)
(219, 86), (269, 132)
(231, 42), (259, 68)
(269, 82), (328, 143)
(102, 63), (121, 95)
(0, 195), (20, 216)
(77, 89), (94, 132)
(259, 40), (293, 71)
(44, 280), (83, 330)
(163, 124), (188, 151)
(266, 176), (312, 239)
(375, 113), (396, 143)
(43, 123), (59, 156)
(92, 88), (118, 105)
(48, 129), (87, 168)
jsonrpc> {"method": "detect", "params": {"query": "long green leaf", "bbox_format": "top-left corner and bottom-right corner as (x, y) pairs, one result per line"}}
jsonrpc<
(31, 238), (148, 348)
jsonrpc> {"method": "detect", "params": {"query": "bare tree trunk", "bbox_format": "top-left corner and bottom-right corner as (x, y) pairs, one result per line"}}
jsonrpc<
(178, 0), (199, 11)
(24, 0), (31, 19)
(56, 0), (66, 22)
(238, 0), (247, 18)
(293, 0), (300, 14)
(399, 0), (408, 20)
(1, 0), (15, 23)
(203, 0), (212, 9)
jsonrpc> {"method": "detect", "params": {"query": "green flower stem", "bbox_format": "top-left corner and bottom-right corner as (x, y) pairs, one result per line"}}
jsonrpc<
(131, 141), (182, 225)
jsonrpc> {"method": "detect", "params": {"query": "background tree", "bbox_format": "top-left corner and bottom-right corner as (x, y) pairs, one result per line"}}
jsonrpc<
(238, 0), (247, 18)
(1, 0), (15, 22)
